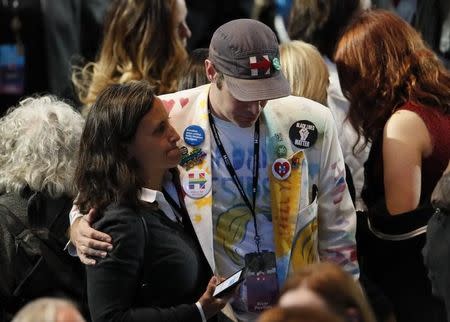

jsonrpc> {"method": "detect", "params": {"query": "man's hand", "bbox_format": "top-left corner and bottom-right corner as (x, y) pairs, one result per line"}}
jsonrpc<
(69, 208), (113, 265)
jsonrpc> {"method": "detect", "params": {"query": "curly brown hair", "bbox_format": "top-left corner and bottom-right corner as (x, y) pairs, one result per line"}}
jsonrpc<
(335, 9), (450, 147)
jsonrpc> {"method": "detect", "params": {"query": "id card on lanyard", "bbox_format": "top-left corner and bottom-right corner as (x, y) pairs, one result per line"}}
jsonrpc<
(208, 106), (279, 312)
(244, 251), (279, 312)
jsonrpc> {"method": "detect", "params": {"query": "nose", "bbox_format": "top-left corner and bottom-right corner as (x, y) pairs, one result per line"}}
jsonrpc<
(247, 101), (266, 116)
(179, 21), (192, 41)
(169, 124), (180, 143)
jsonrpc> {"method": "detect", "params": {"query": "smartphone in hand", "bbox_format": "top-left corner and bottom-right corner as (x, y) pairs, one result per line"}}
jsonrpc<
(213, 268), (246, 298)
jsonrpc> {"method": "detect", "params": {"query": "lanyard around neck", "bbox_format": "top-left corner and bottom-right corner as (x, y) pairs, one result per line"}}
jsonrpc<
(208, 106), (262, 252)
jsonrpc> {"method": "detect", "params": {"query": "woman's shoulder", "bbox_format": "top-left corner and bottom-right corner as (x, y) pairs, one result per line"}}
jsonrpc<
(94, 205), (143, 234)
(95, 204), (162, 230)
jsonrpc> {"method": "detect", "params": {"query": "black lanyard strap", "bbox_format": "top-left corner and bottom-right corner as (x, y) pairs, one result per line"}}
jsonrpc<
(208, 107), (262, 252)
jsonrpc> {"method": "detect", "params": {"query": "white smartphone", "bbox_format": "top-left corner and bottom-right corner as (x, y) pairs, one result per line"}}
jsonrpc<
(213, 268), (246, 298)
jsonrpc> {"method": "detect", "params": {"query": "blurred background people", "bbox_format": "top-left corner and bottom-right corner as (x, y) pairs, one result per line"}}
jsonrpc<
(258, 306), (346, 322)
(335, 9), (450, 322)
(177, 48), (209, 91)
(12, 297), (85, 322)
(279, 262), (377, 322)
(185, 0), (253, 51)
(72, 0), (190, 113)
(372, 0), (450, 68)
(279, 40), (329, 105)
(0, 0), (110, 115)
(287, 0), (371, 212)
(423, 160), (450, 322)
(0, 96), (85, 321)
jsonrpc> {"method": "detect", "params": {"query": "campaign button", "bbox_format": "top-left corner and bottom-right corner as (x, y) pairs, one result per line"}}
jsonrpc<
(184, 125), (205, 146)
(272, 158), (291, 180)
(276, 144), (287, 158)
(180, 148), (207, 170)
(289, 120), (318, 149)
(182, 169), (211, 199)
(179, 146), (189, 156)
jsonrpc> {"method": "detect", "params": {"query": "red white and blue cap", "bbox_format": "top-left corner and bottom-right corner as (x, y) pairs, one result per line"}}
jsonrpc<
(209, 19), (291, 102)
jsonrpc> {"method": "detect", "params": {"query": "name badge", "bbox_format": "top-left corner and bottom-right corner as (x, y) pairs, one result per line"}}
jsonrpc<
(244, 251), (279, 312)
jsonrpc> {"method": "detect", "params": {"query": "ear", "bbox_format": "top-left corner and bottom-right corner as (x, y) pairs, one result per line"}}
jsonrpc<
(205, 59), (217, 82)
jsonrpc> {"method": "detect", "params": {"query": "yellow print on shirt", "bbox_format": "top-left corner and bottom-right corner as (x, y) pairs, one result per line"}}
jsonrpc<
(216, 205), (252, 265)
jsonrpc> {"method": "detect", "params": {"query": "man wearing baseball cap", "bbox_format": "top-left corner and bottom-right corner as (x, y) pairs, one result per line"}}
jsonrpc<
(165, 18), (358, 321)
(70, 19), (358, 321)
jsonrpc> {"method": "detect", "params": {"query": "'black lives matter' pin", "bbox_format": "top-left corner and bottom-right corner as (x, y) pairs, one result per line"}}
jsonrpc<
(289, 120), (318, 149)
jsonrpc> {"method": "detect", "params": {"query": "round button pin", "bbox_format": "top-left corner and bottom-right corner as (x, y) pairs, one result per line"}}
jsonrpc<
(183, 125), (205, 147)
(272, 158), (291, 180)
(182, 169), (211, 199)
(289, 120), (318, 149)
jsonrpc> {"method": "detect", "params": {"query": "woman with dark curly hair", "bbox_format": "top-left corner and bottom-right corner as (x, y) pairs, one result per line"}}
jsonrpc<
(335, 9), (450, 322)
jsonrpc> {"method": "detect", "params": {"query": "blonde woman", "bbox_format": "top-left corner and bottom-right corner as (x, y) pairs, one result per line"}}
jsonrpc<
(72, 0), (191, 112)
(279, 40), (329, 105)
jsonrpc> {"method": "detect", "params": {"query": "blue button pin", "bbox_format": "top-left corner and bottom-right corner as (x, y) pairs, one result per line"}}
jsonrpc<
(184, 125), (205, 147)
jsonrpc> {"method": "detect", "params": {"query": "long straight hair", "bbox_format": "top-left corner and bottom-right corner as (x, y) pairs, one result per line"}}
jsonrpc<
(75, 81), (155, 213)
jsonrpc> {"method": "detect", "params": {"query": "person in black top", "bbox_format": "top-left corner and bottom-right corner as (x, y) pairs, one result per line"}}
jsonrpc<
(74, 81), (229, 322)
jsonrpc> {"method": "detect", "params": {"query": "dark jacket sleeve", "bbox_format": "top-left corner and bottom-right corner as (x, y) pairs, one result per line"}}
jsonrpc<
(86, 207), (202, 322)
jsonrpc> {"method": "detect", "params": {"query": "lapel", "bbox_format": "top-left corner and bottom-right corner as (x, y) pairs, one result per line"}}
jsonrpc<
(263, 103), (307, 284)
(167, 85), (216, 271)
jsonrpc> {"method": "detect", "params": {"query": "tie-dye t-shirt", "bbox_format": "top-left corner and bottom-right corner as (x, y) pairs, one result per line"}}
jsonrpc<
(211, 115), (274, 272)
(211, 115), (274, 321)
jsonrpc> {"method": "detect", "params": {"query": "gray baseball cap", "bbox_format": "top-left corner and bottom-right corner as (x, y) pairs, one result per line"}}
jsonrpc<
(209, 19), (291, 102)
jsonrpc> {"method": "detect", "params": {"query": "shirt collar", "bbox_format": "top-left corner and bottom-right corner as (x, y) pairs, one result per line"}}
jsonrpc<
(139, 170), (174, 203)
(140, 187), (158, 203)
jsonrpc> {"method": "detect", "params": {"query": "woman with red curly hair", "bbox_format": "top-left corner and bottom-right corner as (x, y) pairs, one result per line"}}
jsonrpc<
(335, 9), (450, 322)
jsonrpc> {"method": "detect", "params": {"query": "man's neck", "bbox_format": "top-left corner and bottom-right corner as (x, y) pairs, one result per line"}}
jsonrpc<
(208, 84), (230, 122)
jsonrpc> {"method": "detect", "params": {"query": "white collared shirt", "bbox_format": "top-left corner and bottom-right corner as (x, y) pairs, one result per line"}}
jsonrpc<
(69, 173), (181, 225)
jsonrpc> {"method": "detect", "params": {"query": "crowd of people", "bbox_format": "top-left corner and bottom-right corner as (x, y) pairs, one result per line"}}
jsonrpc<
(1, 0), (449, 322)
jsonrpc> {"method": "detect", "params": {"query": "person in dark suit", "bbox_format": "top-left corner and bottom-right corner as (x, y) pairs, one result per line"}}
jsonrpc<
(74, 80), (229, 322)
(0, 0), (111, 115)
